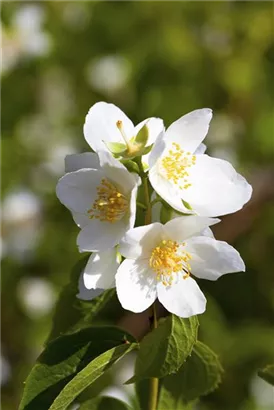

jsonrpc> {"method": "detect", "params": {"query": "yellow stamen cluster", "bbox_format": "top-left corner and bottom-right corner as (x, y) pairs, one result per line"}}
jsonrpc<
(88, 178), (128, 223)
(149, 240), (192, 286)
(161, 142), (196, 189)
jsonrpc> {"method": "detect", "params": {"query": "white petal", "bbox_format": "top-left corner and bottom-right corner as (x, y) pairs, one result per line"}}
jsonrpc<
(200, 227), (215, 238)
(185, 236), (245, 280)
(149, 164), (192, 214)
(134, 118), (164, 146)
(148, 131), (166, 168)
(77, 277), (104, 300)
(65, 153), (100, 173)
(84, 102), (134, 153)
(116, 259), (157, 313)
(83, 250), (119, 290)
(182, 155), (252, 216)
(72, 212), (90, 228)
(56, 169), (103, 213)
(165, 109), (212, 153)
(128, 183), (139, 230)
(119, 223), (164, 259)
(164, 216), (220, 242)
(194, 143), (207, 155)
(99, 151), (140, 195)
(157, 276), (206, 318)
(77, 219), (127, 252)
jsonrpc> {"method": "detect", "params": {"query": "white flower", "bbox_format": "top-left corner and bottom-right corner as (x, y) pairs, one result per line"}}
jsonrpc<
(83, 102), (164, 157)
(82, 248), (119, 290)
(148, 109), (252, 217)
(115, 216), (245, 318)
(56, 151), (140, 252)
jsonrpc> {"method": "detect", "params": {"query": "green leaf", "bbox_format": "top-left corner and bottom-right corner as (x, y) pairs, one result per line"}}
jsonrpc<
(158, 391), (193, 410)
(49, 343), (138, 410)
(79, 396), (130, 410)
(127, 315), (199, 383)
(158, 341), (223, 407)
(258, 364), (274, 385)
(135, 379), (150, 410)
(47, 256), (115, 342)
(19, 326), (135, 410)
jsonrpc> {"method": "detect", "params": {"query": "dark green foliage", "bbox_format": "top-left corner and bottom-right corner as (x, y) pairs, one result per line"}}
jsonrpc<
(158, 341), (223, 408)
(20, 327), (136, 410)
(79, 396), (130, 410)
(49, 343), (138, 410)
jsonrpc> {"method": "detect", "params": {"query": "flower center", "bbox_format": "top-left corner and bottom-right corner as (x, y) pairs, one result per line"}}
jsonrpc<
(160, 142), (196, 189)
(149, 239), (192, 286)
(88, 178), (128, 223)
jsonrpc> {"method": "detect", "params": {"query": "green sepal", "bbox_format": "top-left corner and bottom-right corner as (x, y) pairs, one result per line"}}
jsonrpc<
(182, 199), (193, 210)
(134, 123), (149, 146)
(120, 159), (140, 174)
(142, 143), (153, 155)
(160, 203), (173, 224)
(121, 124), (150, 159)
(104, 141), (127, 155)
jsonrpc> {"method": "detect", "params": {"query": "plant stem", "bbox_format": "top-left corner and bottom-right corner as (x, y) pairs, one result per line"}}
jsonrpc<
(149, 303), (159, 410)
(136, 157), (152, 225)
(137, 201), (147, 210)
(150, 197), (161, 207)
(136, 157), (158, 409)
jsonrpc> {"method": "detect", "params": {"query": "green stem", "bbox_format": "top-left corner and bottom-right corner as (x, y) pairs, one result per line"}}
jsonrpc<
(136, 157), (152, 225)
(136, 157), (158, 409)
(137, 201), (147, 210)
(149, 303), (159, 410)
(150, 197), (161, 207)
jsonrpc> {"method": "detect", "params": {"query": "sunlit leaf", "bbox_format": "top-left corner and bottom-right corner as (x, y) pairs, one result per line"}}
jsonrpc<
(127, 314), (198, 383)
(49, 343), (138, 410)
(19, 327), (135, 410)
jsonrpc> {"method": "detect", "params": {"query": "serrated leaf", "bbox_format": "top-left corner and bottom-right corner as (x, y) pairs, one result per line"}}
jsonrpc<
(258, 364), (274, 385)
(127, 315), (199, 383)
(158, 341), (223, 407)
(19, 326), (135, 410)
(79, 396), (130, 410)
(49, 343), (138, 410)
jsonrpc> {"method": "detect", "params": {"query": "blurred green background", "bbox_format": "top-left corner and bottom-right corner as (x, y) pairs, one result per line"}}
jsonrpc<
(1, 1), (274, 409)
